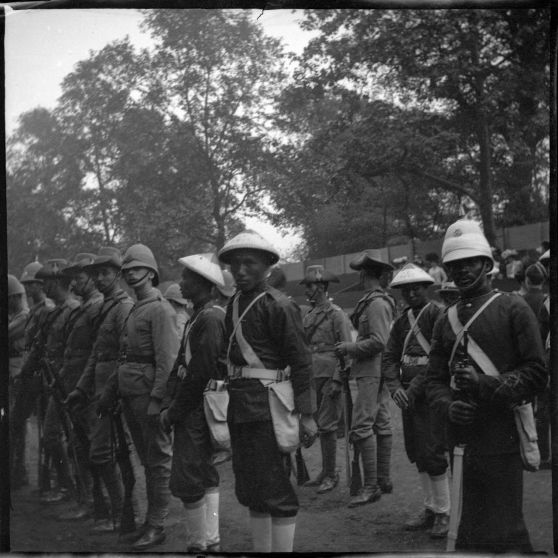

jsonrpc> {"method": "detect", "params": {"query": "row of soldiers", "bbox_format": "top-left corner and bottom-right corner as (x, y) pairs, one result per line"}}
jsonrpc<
(8, 219), (550, 552)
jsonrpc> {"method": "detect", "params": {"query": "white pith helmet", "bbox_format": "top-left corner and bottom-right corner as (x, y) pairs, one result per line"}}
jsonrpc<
(178, 253), (225, 288)
(441, 219), (494, 271)
(218, 230), (280, 266)
(389, 263), (435, 288)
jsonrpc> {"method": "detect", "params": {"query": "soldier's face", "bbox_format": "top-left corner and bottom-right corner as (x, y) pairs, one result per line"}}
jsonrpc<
(401, 283), (428, 308)
(180, 268), (209, 300)
(445, 257), (488, 293)
(123, 266), (153, 288)
(73, 271), (93, 296)
(229, 250), (269, 293)
(93, 266), (119, 293)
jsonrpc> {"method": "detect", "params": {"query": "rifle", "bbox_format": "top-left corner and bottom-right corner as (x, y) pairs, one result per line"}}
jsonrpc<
(41, 358), (90, 504)
(110, 406), (136, 535)
(295, 447), (310, 486)
(339, 356), (362, 496)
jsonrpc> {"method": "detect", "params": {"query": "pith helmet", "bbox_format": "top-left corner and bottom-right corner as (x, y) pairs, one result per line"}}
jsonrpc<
(439, 281), (459, 293)
(84, 247), (123, 270)
(539, 249), (550, 263)
(389, 263), (434, 288)
(178, 253), (225, 288)
(525, 262), (547, 284)
(20, 261), (44, 284)
(441, 219), (494, 271)
(35, 259), (69, 280)
(63, 253), (98, 276)
(300, 265), (340, 285)
(218, 230), (280, 266)
(8, 274), (26, 296)
(350, 249), (393, 272)
(164, 283), (188, 306)
(217, 269), (236, 298)
(121, 244), (159, 286)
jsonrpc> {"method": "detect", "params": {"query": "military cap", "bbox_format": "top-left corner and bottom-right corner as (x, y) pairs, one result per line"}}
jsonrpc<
(35, 259), (69, 280)
(389, 263), (434, 288)
(299, 265), (340, 285)
(350, 249), (393, 272)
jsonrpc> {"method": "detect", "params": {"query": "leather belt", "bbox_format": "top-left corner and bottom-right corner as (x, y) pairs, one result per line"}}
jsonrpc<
(227, 365), (289, 382)
(125, 354), (156, 365)
(401, 355), (429, 367)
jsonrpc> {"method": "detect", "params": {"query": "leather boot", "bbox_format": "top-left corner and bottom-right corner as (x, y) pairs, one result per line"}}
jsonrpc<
(98, 462), (124, 524)
(305, 435), (328, 486)
(376, 434), (393, 493)
(317, 432), (338, 494)
(348, 436), (381, 507)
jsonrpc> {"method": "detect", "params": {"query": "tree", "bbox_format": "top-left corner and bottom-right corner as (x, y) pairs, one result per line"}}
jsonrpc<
(296, 8), (550, 245)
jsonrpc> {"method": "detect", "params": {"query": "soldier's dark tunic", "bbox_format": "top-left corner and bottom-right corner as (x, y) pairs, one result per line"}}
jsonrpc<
(225, 285), (314, 517)
(426, 291), (547, 552)
(167, 302), (227, 503)
(383, 302), (447, 475)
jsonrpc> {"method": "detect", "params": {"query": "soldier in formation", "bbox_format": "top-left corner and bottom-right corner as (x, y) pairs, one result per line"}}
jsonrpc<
(300, 265), (352, 494)
(335, 250), (395, 506)
(426, 219), (547, 552)
(382, 263), (450, 538)
(8, 224), (551, 554)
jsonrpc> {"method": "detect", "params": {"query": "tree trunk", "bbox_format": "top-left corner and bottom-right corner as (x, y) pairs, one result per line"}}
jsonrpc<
(476, 114), (497, 246)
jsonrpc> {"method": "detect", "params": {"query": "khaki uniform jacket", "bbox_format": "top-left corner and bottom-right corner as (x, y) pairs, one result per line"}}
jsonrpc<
(77, 289), (134, 398)
(44, 297), (81, 372)
(60, 290), (104, 391)
(348, 288), (395, 378)
(117, 288), (179, 401)
(303, 300), (352, 381)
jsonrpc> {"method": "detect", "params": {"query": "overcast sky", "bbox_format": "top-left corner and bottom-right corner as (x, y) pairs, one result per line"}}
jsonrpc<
(5, 8), (317, 256)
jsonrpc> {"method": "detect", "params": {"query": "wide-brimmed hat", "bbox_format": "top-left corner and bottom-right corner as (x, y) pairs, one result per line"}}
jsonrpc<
(389, 263), (434, 288)
(62, 253), (97, 276)
(350, 249), (393, 272)
(84, 247), (123, 270)
(178, 253), (225, 288)
(218, 230), (280, 266)
(20, 261), (44, 284)
(299, 265), (340, 285)
(35, 259), (69, 280)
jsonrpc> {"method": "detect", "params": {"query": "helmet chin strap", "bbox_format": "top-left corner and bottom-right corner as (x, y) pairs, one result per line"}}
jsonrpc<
(459, 259), (491, 295)
(126, 270), (150, 287)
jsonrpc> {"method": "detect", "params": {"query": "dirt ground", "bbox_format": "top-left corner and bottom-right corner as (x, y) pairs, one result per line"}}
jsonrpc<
(9, 398), (554, 554)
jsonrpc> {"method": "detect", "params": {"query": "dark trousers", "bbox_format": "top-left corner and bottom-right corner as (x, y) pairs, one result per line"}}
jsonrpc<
(402, 400), (448, 476)
(123, 394), (172, 528)
(457, 452), (532, 553)
(170, 406), (219, 504)
(229, 420), (298, 517)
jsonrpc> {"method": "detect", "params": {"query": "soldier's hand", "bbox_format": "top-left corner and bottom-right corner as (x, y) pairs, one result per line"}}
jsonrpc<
(147, 398), (162, 416)
(452, 365), (480, 392)
(335, 342), (354, 358)
(65, 389), (86, 410)
(299, 414), (318, 448)
(325, 380), (342, 399)
(448, 400), (478, 425)
(392, 387), (409, 410)
(159, 409), (172, 433)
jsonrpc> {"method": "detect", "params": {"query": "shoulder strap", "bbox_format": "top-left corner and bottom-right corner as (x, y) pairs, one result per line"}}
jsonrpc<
(305, 309), (331, 344)
(447, 293), (502, 376)
(401, 304), (431, 358)
(227, 291), (267, 368)
(183, 309), (207, 366)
